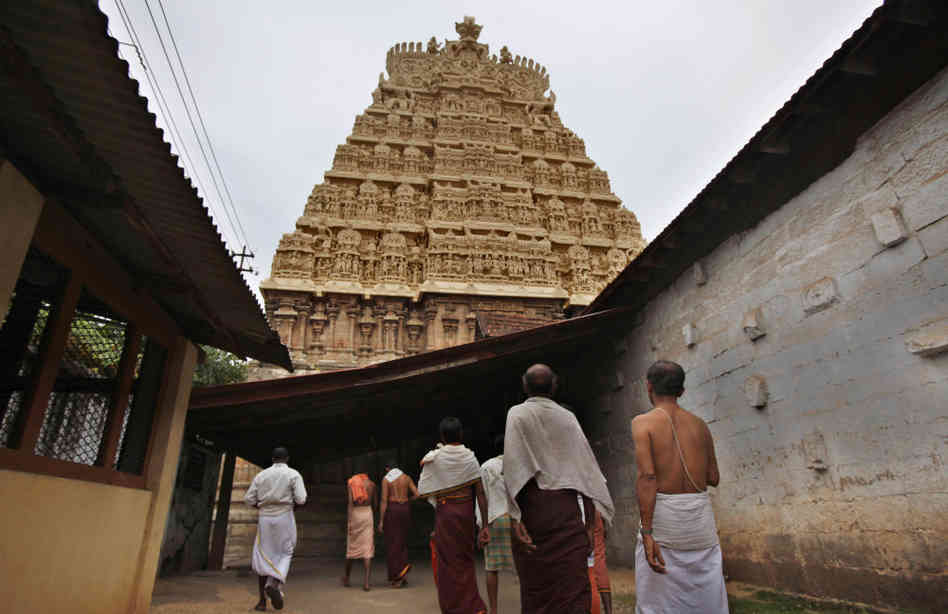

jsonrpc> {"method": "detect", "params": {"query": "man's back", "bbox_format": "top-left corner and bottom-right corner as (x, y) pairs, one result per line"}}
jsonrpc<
(386, 473), (415, 502)
(634, 405), (719, 494)
(246, 463), (306, 509)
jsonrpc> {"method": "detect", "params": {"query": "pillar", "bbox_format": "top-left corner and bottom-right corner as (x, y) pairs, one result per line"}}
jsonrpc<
(208, 452), (236, 570)
(0, 160), (44, 317)
(127, 337), (199, 613)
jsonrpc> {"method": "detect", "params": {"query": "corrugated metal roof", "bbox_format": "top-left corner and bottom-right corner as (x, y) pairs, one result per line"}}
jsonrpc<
(0, 1), (291, 369)
(188, 306), (634, 466)
(475, 312), (557, 338)
(185, 0), (948, 463)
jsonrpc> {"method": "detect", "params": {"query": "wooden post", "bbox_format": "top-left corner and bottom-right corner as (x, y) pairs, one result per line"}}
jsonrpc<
(209, 451), (236, 571)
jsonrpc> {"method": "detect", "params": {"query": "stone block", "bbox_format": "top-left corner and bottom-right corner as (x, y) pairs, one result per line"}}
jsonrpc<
(694, 261), (707, 286)
(744, 375), (768, 408)
(900, 171), (947, 231)
(855, 183), (899, 217)
(918, 214), (948, 257)
(869, 207), (908, 247)
(742, 307), (766, 341)
(682, 322), (697, 348)
(802, 277), (838, 315)
(905, 318), (948, 357)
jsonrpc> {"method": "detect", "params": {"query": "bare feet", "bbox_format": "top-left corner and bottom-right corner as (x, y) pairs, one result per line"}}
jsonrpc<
(265, 585), (283, 610)
(341, 576), (351, 587)
(254, 599), (267, 611)
(363, 585), (371, 592)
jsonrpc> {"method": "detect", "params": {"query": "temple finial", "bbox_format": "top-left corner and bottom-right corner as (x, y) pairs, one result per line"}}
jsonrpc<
(455, 16), (482, 42)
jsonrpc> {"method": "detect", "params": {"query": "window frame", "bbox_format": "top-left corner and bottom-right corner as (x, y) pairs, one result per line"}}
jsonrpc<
(0, 200), (185, 490)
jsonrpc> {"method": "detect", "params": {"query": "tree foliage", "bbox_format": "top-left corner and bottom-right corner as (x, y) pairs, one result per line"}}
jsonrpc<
(192, 345), (248, 387)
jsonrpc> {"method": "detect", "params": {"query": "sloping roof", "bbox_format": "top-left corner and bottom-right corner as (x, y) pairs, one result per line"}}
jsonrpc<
(0, 1), (291, 369)
(586, 0), (948, 314)
(185, 0), (948, 463)
(189, 307), (633, 466)
(475, 312), (556, 337)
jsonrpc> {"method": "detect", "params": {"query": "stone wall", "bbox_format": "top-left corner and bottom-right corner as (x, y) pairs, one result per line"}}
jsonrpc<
(159, 442), (222, 576)
(584, 67), (948, 611)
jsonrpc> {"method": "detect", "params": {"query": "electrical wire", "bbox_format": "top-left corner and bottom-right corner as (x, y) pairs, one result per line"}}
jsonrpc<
(110, 0), (242, 250)
(156, 0), (252, 251)
(140, 0), (246, 253)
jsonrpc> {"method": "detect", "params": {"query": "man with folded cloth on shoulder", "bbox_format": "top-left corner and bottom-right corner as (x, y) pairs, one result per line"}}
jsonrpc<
(378, 458), (420, 587)
(504, 364), (614, 614)
(631, 360), (727, 614)
(419, 417), (490, 614)
(244, 446), (307, 611)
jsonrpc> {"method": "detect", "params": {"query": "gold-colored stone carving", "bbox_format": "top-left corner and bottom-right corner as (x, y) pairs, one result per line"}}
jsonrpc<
(260, 17), (645, 372)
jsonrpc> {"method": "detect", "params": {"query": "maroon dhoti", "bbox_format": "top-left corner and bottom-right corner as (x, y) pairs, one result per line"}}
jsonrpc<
(513, 479), (592, 614)
(384, 501), (412, 582)
(433, 489), (486, 614)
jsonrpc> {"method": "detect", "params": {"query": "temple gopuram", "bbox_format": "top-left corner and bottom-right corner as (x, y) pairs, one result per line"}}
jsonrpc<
(259, 17), (645, 373)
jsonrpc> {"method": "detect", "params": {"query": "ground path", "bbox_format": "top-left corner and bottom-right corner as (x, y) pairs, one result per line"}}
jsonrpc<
(152, 558), (888, 614)
(151, 558), (520, 614)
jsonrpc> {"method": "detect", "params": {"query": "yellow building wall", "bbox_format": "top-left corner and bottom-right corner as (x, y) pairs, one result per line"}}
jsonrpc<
(0, 470), (151, 613)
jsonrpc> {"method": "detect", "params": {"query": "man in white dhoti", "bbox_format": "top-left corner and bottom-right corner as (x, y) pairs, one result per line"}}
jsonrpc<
(631, 361), (728, 614)
(245, 447), (307, 611)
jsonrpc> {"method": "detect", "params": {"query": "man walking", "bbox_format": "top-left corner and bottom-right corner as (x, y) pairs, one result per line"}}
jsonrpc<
(504, 364), (614, 614)
(631, 360), (727, 613)
(481, 434), (515, 614)
(245, 447), (307, 611)
(378, 458), (419, 587)
(343, 469), (377, 591)
(419, 417), (490, 614)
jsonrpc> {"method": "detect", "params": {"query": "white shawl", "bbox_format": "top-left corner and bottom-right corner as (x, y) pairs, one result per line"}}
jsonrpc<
(503, 396), (614, 524)
(417, 443), (482, 498)
(384, 468), (404, 483)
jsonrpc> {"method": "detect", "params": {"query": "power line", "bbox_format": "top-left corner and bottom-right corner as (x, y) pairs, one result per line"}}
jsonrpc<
(156, 0), (252, 249)
(110, 0), (242, 250)
(140, 0), (248, 253)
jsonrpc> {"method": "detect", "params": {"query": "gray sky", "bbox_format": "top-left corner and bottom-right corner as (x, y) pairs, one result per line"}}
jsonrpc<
(101, 0), (881, 298)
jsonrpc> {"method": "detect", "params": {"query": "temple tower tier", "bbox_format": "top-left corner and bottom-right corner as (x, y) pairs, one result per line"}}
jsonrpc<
(260, 17), (645, 373)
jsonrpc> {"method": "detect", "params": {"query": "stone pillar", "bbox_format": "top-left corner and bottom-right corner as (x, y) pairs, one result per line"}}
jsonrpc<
(465, 311), (478, 344)
(405, 312), (424, 354)
(0, 160), (44, 317)
(309, 305), (328, 352)
(424, 306), (438, 351)
(208, 452), (236, 570)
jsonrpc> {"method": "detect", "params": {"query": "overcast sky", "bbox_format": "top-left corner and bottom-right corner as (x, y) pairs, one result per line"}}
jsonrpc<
(100, 0), (881, 297)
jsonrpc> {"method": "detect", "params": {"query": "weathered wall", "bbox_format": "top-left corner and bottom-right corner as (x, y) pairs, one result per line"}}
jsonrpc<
(585, 67), (948, 611)
(159, 442), (222, 575)
(0, 470), (151, 613)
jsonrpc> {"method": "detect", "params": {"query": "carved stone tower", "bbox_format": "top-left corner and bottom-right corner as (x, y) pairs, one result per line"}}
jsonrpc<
(259, 17), (645, 374)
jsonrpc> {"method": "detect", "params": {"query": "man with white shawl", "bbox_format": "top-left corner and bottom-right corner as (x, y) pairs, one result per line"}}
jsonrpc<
(630, 360), (728, 614)
(379, 459), (419, 587)
(245, 447), (307, 611)
(504, 364), (614, 614)
(418, 417), (490, 614)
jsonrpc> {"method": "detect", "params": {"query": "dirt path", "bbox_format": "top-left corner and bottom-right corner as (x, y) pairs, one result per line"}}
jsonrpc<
(153, 560), (891, 614)
(151, 557), (521, 614)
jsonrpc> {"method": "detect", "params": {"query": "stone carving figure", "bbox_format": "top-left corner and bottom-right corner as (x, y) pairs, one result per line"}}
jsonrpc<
(500, 45), (513, 64)
(427, 36), (440, 54)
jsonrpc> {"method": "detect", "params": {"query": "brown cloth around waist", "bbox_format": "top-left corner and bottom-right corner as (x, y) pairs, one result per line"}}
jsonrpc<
(436, 486), (474, 505)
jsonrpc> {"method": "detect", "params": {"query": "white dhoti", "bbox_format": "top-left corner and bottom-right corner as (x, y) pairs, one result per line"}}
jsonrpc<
(635, 492), (728, 614)
(251, 508), (297, 590)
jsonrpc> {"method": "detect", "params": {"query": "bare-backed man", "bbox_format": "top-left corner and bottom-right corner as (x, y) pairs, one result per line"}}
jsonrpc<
(630, 360), (727, 613)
